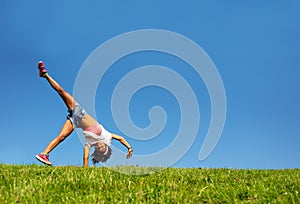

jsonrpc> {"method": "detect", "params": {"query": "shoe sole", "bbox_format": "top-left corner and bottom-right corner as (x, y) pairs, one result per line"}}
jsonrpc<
(35, 155), (52, 166)
(38, 61), (45, 69)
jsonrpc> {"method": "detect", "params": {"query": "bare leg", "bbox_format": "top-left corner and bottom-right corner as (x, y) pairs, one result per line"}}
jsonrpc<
(44, 74), (76, 110)
(42, 119), (74, 154)
(36, 63), (77, 162)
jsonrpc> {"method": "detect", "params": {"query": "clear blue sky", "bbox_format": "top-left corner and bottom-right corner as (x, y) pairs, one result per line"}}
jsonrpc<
(0, 0), (299, 169)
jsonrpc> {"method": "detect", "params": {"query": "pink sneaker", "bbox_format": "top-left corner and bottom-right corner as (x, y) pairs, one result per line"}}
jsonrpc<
(35, 153), (52, 166)
(38, 61), (48, 77)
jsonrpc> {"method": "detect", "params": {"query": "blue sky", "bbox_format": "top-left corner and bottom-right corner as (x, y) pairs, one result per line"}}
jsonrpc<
(0, 0), (299, 169)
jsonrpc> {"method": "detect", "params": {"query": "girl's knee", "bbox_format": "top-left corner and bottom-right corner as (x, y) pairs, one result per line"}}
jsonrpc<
(58, 134), (68, 142)
(57, 87), (66, 95)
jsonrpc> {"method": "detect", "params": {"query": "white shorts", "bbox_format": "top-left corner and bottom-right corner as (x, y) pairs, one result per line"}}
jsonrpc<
(67, 103), (86, 128)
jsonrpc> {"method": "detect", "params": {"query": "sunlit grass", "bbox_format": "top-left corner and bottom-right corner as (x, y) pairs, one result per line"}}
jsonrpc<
(0, 164), (299, 203)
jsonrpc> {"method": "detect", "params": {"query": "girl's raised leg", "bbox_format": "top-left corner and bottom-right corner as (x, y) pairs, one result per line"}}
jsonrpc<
(38, 61), (76, 110)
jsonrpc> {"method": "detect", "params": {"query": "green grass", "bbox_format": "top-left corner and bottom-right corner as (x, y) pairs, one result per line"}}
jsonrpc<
(0, 165), (299, 203)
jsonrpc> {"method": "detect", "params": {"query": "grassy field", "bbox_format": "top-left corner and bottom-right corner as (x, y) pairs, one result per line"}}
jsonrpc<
(0, 165), (299, 203)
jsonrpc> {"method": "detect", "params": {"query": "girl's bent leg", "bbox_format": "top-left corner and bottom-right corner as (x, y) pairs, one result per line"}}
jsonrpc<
(42, 119), (74, 154)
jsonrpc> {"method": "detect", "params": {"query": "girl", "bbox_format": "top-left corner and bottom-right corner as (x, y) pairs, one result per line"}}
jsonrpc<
(35, 61), (133, 167)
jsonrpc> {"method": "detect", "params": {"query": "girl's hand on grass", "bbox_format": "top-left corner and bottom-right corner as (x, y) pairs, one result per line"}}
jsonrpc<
(126, 148), (133, 159)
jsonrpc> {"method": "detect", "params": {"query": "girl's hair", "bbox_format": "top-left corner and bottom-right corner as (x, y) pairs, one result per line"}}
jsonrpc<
(91, 146), (112, 164)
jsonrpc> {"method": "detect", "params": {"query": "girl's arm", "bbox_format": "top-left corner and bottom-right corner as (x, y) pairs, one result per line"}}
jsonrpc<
(111, 134), (133, 158)
(83, 144), (90, 167)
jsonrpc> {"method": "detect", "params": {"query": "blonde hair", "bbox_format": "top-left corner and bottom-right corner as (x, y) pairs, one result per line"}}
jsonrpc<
(91, 146), (112, 164)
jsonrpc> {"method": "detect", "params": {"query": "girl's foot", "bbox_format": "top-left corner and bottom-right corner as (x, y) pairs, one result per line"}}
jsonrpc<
(38, 61), (48, 77)
(35, 153), (52, 166)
